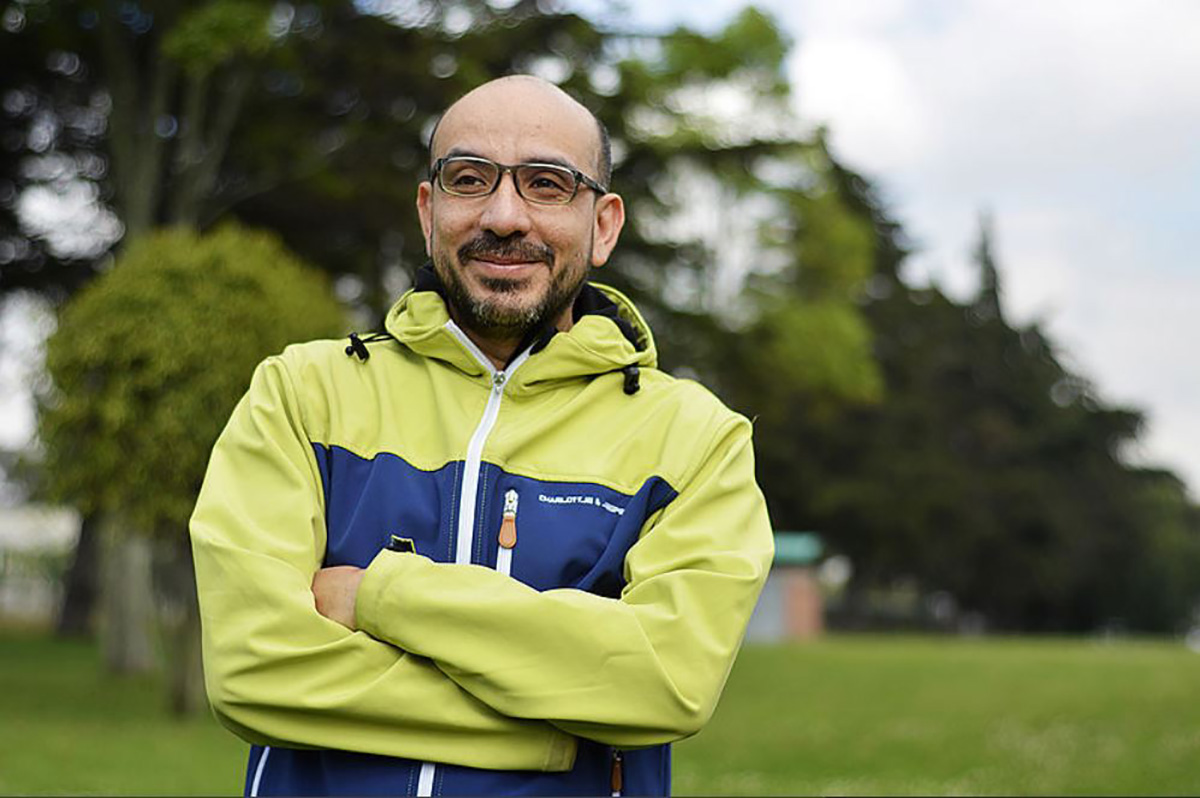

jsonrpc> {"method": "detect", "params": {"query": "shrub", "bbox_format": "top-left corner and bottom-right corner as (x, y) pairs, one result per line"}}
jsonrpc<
(40, 224), (346, 534)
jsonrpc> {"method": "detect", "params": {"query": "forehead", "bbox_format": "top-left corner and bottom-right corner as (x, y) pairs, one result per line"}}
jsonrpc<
(433, 80), (599, 170)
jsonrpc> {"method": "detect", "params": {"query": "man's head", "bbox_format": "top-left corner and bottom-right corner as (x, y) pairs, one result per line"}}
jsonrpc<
(417, 76), (625, 345)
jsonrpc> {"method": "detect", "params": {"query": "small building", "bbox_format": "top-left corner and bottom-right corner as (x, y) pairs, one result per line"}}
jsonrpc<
(0, 504), (80, 625)
(745, 531), (824, 642)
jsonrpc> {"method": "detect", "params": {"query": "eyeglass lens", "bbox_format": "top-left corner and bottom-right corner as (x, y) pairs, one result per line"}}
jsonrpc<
(440, 159), (578, 204)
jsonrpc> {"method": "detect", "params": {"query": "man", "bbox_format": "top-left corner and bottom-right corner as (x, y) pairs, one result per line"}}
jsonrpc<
(190, 75), (773, 797)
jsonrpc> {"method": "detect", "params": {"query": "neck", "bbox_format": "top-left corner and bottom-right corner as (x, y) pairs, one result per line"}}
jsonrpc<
(467, 332), (522, 371)
(454, 305), (575, 371)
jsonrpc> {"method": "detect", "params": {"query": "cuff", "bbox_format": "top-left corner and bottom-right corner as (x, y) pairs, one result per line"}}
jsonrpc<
(355, 548), (417, 640)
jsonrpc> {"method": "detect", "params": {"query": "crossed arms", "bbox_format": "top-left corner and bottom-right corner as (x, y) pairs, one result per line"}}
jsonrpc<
(190, 356), (773, 771)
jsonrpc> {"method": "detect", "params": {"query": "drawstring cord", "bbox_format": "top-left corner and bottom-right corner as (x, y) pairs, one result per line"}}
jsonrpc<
(621, 364), (640, 395)
(344, 331), (395, 362)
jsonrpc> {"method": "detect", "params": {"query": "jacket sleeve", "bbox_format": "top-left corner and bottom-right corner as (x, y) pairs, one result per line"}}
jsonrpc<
(354, 415), (774, 748)
(189, 355), (577, 772)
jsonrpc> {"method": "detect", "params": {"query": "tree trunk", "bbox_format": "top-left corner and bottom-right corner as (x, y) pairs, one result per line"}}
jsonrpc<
(170, 64), (253, 229)
(98, 9), (175, 239)
(100, 521), (156, 674)
(55, 511), (100, 638)
(153, 533), (206, 716)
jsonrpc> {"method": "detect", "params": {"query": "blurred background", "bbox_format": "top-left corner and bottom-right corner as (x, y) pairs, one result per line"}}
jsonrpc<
(2, 0), (1199, 795)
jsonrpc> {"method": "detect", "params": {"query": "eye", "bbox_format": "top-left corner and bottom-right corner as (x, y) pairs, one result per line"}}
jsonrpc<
(451, 172), (485, 187)
(441, 160), (496, 194)
(519, 166), (575, 200)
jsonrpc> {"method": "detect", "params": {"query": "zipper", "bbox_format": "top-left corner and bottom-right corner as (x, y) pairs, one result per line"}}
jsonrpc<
(414, 321), (530, 796)
(415, 762), (436, 797)
(446, 321), (530, 568)
(496, 488), (518, 577)
(249, 746), (271, 797)
(610, 748), (623, 797)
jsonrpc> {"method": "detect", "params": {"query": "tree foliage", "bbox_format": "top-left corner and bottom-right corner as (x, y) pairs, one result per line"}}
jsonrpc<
(161, 0), (273, 77)
(772, 191), (1200, 633)
(39, 224), (344, 532)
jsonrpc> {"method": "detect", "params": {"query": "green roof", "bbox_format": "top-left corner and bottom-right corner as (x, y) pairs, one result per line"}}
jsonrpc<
(773, 531), (823, 565)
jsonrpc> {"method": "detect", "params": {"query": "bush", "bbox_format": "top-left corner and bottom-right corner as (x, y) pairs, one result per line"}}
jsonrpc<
(40, 224), (346, 534)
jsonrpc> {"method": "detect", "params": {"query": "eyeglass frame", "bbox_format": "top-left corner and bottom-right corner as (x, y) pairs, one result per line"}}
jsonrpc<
(429, 155), (609, 205)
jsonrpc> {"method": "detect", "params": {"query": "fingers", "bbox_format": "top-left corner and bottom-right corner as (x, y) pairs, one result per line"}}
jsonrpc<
(312, 566), (365, 630)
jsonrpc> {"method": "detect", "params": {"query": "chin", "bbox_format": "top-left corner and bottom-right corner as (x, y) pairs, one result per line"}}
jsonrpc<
(480, 293), (544, 319)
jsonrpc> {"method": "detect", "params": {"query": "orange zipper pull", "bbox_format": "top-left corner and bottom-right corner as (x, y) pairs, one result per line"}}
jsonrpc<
(499, 489), (518, 549)
(610, 749), (623, 795)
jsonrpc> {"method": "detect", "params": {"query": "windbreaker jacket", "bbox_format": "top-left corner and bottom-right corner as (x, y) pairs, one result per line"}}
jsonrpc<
(190, 276), (774, 797)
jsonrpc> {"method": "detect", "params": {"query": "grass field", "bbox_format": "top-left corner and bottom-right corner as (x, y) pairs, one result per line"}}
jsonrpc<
(674, 635), (1200, 795)
(2, 630), (1199, 795)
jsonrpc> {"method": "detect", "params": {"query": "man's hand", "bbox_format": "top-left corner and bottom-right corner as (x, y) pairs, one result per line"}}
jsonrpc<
(312, 565), (366, 630)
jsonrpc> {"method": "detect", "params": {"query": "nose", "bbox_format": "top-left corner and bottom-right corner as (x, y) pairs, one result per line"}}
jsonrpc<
(477, 171), (533, 238)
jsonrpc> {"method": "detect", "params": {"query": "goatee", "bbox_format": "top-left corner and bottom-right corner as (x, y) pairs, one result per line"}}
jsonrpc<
(436, 232), (586, 341)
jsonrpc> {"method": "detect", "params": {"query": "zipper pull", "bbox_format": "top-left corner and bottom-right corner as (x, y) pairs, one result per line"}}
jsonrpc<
(498, 489), (518, 549)
(610, 749), (623, 796)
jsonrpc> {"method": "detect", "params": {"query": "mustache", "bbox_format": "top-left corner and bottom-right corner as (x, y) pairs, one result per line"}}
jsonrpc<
(458, 233), (554, 265)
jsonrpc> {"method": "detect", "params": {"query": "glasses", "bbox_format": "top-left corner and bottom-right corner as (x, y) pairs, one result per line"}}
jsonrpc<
(431, 156), (608, 205)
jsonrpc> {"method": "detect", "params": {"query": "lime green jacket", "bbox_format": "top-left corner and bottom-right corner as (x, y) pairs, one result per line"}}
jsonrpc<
(190, 277), (773, 795)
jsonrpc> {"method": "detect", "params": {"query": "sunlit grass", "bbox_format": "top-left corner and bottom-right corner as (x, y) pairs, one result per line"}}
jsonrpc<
(3, 630), (1199, 795)
(675, 635), (1200, 795)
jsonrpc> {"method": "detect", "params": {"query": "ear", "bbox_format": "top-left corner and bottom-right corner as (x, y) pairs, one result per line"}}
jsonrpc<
(590, 192), (625, 268)
(416, 181), (434, 256)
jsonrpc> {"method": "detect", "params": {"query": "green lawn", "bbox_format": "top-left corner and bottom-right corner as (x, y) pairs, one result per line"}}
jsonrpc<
(0, 631), (247, 796)
(2, 631), (1199, 795)
(675, 636), (1200, 795)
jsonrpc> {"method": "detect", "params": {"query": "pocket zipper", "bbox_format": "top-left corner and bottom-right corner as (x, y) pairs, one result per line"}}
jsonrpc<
(496, 489), (518, 577)
(610, 748), (623, 797)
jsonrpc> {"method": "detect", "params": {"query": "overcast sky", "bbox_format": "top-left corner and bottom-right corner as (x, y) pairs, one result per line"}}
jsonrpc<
(4, 0), (1198, 498)
(570, 0), (1200, 496)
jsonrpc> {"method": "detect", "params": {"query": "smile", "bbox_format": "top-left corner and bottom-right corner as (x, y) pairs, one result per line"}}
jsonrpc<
(469, 257), (547, 275)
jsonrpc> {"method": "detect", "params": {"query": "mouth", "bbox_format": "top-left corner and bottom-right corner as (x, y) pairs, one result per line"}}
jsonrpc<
(463, 249), (555, 283)
(471, 256), (543, 269)
(458, 235), (555, 276)
(466, 257), (547, 283)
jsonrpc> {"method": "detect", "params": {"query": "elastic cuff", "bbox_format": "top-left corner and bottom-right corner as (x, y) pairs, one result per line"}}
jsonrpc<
(355, 548), (413, 639)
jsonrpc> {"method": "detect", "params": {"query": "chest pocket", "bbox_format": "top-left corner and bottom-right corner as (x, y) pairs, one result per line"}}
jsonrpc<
(316, 445), (460, 568)
(479, 469), (678, 598)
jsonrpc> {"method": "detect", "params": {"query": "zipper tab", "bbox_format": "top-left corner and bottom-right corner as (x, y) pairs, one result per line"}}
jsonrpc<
(610, 749), (623, 797)
(498, 489), (518, 549)
(493, 371), (507, 390)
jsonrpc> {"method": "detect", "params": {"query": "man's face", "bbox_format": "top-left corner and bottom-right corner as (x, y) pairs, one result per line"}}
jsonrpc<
(417, 79), (624, 341)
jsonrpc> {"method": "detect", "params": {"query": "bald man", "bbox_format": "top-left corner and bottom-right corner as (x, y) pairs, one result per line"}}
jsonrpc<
(190, 76), (774, 797)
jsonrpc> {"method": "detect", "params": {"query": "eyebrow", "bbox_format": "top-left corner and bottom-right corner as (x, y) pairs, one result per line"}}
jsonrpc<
(442, 148), (583, 173)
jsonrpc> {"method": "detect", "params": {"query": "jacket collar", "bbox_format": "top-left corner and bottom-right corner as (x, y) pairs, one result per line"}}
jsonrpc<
(384, 264), (657, 392)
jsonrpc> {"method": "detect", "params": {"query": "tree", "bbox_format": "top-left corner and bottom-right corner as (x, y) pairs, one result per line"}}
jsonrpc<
(1, 0), (284, 292)
(4, 0), (292, 651)
(39, 224), (345, 712)
(785, 199), (1200, 632)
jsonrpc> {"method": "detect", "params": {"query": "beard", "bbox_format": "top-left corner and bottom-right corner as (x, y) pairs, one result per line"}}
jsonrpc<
(433, 230), (590, 341)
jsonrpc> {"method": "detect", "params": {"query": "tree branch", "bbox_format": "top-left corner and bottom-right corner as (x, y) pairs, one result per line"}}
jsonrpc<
(184, 64), (252, 227)
(96, 5), (139, 229)
(167, 69), (209, 227)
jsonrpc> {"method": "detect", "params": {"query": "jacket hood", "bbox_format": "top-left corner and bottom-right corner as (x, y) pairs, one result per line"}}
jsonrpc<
(382, 265), (658, 393)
